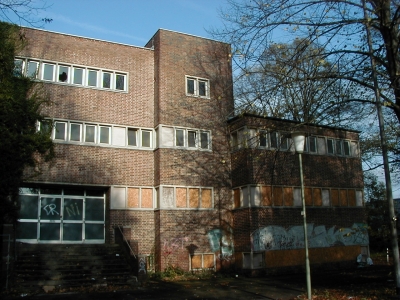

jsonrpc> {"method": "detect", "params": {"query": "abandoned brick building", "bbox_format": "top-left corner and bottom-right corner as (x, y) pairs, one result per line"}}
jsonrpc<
(12, 27), (367, 273)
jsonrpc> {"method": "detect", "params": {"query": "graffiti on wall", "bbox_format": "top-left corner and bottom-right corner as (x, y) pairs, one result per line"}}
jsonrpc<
(251, 223), (369, 251)
(207, 229), (234, 261)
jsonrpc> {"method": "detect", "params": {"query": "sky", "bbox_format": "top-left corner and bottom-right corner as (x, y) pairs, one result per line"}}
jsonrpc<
(18, 0), (229, 47)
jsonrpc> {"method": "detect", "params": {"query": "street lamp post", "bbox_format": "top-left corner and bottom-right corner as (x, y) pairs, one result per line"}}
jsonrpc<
(291, 132), (312, 300)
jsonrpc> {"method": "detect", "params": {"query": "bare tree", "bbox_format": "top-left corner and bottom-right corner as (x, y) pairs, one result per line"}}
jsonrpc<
(0, 0), (51, 26)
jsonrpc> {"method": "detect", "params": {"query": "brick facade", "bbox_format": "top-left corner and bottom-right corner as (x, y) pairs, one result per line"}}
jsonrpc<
(14, 27), (366, 274)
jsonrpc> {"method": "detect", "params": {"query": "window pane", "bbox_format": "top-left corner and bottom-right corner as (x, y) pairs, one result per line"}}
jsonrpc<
(176, 129), (184, 146)
(128, 128), (137, 146)
(63, 223), (82, 241)
(85, 198), (104, 221)
(27, 61), (39, 78)
(336, 140), (342, 155)
(14, 59), (23, 76)
(40, 223), (60, 241)
(187, 78), (195, 94)
(115, 74), (125, 90)
(327, 139), (334, 154)
(70, 123), (81, 141)
(142, 130), (151, 147)
(259, 131), (267, 147)
(309, 136), (317, 153)
(85, 125), (96, 143)
(102, 72), (111, 88)
(17, 222), (37, 239)
(73, 68), (83, 85)
(85, 224), (104, 240)
(99, 126), (110, 144)
(18, 195), (38, 219)
(343, 141), (350, 156)
(54, 122), (66, 140)
(40, 197), (61, 220)
(188, 131), (197, 147)
(200, 132), (209, 149)
(43, 63), (54, 81)
(58, 65), (69, 82)
(270, 132), (278, 148)
(88, 70), (98, 86)
(199, 80), (206, 96)
(280, 136), (288, 150)
(63, 198), (83, 221)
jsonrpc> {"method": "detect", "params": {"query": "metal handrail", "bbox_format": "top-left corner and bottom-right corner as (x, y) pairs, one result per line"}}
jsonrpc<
(117, 225), (136, 259)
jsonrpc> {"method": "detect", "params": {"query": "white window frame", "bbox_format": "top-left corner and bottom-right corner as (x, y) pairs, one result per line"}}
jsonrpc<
(327, 138), (334, 155)
(84, 124), (97, 143)
(42, 63), (55, 81)
(69, 123), (82, 142)
(186, 76), (210, 98)
(343, 140), (351, 156)
(57, 65), (70, 83)
(54, 121), (67, 141)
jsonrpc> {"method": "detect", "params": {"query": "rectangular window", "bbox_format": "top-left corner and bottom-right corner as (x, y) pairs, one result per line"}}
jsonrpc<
(14, 59), (23, 76)
(42, 63), (55, 81)
(102, 72), (111, 88)
(85, 125), (96, 143)
(259, 131), (267, 148)
(280, 134), (288, 150)
(70, 123), (82, 141)
(343, 141), (350, 156)
(88, 70), (98, 87)
(99, 126), (110, 144)
(188, 130), (197, 148)
(27, 61), (39, 78)
(58, 65), (69, 83)
(309, 136), (317, 153)
(186, 76), (209, 98)
(200, 131), (209, 149)
(176, 129), (184, 147)
(73, 68), (84, 85)
(270, 131), (278, 148)
(54, 122), (66, 140)
(141, 130), (151, 148)
(327, 139), (334, 154)
(336, 140), (342, 155)
(112, 126), (126, 146)
(115, 74), (125, 90)
(128, 128), (137, 146)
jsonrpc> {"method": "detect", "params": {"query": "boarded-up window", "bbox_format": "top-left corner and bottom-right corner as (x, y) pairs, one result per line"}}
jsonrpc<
(233, 189), (240, 208)
(203, 254), (214, 268)
(331, 189), (339, 206)
(191, 254), (215, 270)
(161, 187), (174, 208)
(201, 189), (212, 208)
(348, 189), (356, 207)
(191, 255), (202, 269)
(261, 186), (272, 206)
(189, 188), (199, 208)
(313, 188), (322, 206)
(305, 188), (312, 206)
(141, 188), (153, 208)
(283, 187), (293, 206)
(273, 187), (283, 206)
(176, 188), (187, 208)
(340, 189), (348, 206)
(127, 188), (139, 208)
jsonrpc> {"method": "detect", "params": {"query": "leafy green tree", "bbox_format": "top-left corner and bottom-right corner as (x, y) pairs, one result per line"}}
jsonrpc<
(0, 21), (54, 222)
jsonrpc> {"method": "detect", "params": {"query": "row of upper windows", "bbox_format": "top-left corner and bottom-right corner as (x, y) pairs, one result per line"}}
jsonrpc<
(14, 58), (127, 92)
(231, 128), (359, 157)
(156, 125), (211, 150)
(41, 119), (212, 151)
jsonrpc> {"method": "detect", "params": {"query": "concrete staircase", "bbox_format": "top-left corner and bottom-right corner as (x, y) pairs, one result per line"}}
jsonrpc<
(13, 243), (137, 292)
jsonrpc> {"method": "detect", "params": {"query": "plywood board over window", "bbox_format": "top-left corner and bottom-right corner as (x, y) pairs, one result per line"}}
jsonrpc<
(313, 188), (322, 206)
(331, 189), (339, 206)
(189, 188), (199, 208)
(176, 188), (187, 208)
(127, 188), (139, 208)
(273, 187), (283, 206)
(201, 189), (212, 208)
(305, 188), (313, 206)
(348, 189), (356, 207)
(261, 186), (272, 206)
(340, 190), (348, 206)
(141, 188), (153, 208)
(233, 189), (240, 208)
(283, 187), (293, 206)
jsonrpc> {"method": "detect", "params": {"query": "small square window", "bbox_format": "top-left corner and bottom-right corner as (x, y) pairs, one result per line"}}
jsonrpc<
(43, 63), (55, 81)
(99, 126), (110, 144)
(58, 65), (69, 83)
(27, 61), (39, 78)
(54, 122), (66, 140)
(115, 74), (125, 90)
(102, 72), (111, 88)
(88, 70), (98, 87)
(128, 128), (137, 146)
(85, 125), (96, 143)
(176, 129), (184, 147)
(186, 76), (209, 98)
(70, 123), (82, 141)
(73, 68), (84, 85)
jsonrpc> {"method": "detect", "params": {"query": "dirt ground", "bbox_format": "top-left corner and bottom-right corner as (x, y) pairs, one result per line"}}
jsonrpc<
(2, 262), (399, 299)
